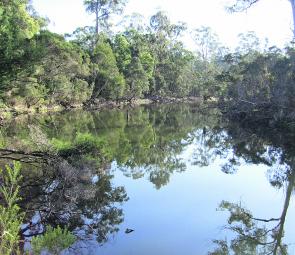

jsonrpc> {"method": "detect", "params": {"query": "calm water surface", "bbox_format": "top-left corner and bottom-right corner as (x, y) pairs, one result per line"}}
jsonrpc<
(1, 104), (294, 254)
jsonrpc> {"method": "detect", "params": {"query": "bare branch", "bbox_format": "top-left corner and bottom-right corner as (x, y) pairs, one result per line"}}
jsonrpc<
(226, 0), (260, 13)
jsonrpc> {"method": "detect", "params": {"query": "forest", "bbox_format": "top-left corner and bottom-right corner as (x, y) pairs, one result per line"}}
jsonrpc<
(0, 0), (294, 125)
(1, 0), (295, 254)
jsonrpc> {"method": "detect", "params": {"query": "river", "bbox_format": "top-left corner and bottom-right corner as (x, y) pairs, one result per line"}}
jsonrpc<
(0, 104), (294, 254)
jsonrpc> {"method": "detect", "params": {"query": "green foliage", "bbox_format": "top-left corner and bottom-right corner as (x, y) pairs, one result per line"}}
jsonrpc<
(32, 31), (92, 104)
(0, 0), (40, 59)
(113, 34), (132, 74)
(0, 0), (222, 105)
(74, 132), (111, 158)
(84, 0), (127, 33)
(219, 44), (295, 121)
(51, 138), (72, 151)
(0, 161), (24, 255)
(125, 56), (150, 98)
(3, 30), (92, 107)
(52, 132), (112, 163)
(31, 226), (76, 255)
(139, 51), (155, 79)
(192, 26), (221, 62)
(92, 37), (126, 99)
(1, 0), (294, 113)
(0, 0), (41, 94)
(69, 26), (96, 52)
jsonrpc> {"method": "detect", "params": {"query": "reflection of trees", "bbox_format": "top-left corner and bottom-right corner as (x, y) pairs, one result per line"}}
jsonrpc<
(0, 104), (222, 189)
(21, 155), (128, 244)
(190, 113), (295, 177)
(117, 105), (221, 188)
(2, 103), (295, 251)
(211, 170), (294, 255)
(92, 105), (221, 189)
(192, 127), (229, 167)
(119, 127), (187, 189)
(210, 169), (293, 255)
(209, 126), (295, 255)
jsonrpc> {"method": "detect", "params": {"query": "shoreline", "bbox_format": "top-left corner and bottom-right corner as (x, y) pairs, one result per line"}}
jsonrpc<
(0, 96), (204, 123)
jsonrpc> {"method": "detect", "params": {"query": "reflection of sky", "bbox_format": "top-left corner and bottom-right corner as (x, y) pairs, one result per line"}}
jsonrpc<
(82, 144), (295, 255)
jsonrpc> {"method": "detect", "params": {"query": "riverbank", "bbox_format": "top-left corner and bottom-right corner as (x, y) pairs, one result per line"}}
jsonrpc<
(0, 96), (204, 123)
(85, 96), (204, 109)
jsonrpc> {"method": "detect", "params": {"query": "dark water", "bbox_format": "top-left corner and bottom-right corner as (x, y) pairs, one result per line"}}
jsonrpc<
(0, 104), (295, 254)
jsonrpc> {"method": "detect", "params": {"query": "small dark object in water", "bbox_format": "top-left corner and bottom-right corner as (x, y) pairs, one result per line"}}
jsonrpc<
(125, 228), (134, 234)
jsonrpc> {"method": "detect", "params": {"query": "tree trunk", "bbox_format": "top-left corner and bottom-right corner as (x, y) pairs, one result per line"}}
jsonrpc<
(273, 170), (295, 254)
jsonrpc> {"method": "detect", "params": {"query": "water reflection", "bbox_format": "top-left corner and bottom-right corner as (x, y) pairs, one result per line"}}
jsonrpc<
(0, 105), (221, 190)
(210, 170), (294, 254)
(18, 157), (128, 245)
(209, 120), (295, 255)
(0, 104), (294, 254)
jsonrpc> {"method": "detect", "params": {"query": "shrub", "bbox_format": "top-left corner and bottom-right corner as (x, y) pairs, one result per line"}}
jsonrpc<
(31, 226), (76, 255)
(0, 161), (24, 255)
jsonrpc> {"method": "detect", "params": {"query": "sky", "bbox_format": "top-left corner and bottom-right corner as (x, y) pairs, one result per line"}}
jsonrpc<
(32, 0), (293, 50)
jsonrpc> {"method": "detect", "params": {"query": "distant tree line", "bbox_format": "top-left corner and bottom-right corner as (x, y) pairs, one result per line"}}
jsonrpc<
(0, 0), (233, 109)
(1, 0), (295, 123)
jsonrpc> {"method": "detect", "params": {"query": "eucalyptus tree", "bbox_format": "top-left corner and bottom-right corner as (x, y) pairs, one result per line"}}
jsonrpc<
(113, 34), (132, 75)
(91, 36), (126, 100)
(147, 11), (190, 96)
(83, 0), (128, 34)
(119, 12), (147, 32)
(0, 0), (42, 91)
(235, 31), (261, 55)
(125, 55), (150, 99)
(192, 26), (221, 62)
(67, 26), (97, 52)
(149, 11), (187, 52)
(116, 29), (156, 96)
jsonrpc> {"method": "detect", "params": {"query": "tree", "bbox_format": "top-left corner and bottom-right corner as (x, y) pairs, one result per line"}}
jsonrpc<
(149, 11), (187, 40)
(147, 11), (190, 96)
(91, 37), (126, 100)
(113, 34), (132, 75)
(235, 31), (261, 54)
(120, 12), (147, 32)
(0, 0), (40, 59)
(210, 165), (295, 255)
(67, 26), (97, 52)
(0, 0), (42, 92)
(26, 31), (92, 106)
(83, 0), (128, 34)
(125, 56), (150, 99)
(227, 0), (295, 38)
(192, 26), (221, 62)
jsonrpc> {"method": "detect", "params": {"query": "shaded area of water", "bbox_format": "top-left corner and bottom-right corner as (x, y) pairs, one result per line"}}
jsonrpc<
(0, 104), (294, 254)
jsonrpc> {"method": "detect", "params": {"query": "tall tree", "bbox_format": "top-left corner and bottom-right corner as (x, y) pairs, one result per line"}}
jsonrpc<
(125, 55), (150, 99)
(83, 0), (128, 34)
(119, 12), (147, 32)
(192, 26), (221, 62)
(91, 37), (125, 100)
(113, 34), (132, 74)
(235, 31), (261, 54)
(227, 0), (295, 38)
(0, 0), (42, 93)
